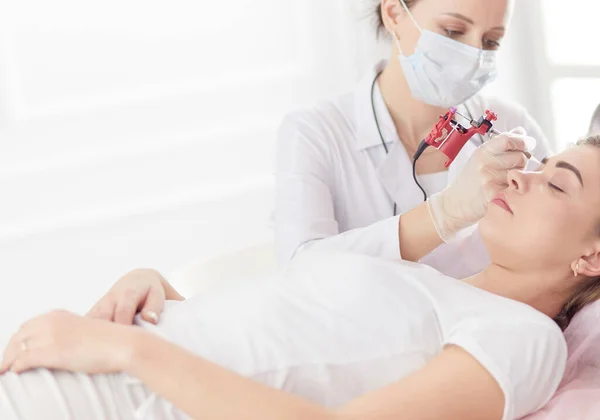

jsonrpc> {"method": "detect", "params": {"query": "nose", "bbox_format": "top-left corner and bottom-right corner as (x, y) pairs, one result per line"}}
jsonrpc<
(463, 32), (487, 50)
(507, 169), (529, 193)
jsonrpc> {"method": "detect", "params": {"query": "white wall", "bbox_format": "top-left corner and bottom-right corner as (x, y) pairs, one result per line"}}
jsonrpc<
(0, 0), (379, 342)
(0, 0), (572, 344)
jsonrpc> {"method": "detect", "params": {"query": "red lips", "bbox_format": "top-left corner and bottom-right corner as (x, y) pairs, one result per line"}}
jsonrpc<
(491, 192), (513, 214)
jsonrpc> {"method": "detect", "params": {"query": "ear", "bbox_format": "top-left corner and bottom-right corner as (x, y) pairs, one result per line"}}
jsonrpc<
(380, 0), (406, 35)
(574, 250), (600, 277)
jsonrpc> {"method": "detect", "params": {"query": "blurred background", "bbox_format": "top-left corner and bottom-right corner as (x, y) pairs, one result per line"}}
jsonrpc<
(0, 0), (598, 342)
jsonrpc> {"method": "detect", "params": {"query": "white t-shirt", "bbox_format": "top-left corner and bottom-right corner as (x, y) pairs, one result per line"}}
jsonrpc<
(144, 252), (566, 420)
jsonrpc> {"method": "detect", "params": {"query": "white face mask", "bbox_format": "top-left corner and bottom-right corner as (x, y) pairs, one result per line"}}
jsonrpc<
(394, 0), (498, 107)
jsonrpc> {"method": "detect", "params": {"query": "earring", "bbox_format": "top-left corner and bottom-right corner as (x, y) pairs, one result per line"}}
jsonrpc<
(574, 262), (580, 277)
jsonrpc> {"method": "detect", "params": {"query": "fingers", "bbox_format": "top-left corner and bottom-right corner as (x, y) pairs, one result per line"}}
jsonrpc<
(504, 135), (528, 153)
(1, 341), (46, 374)
(486, 127), (537, 156)
(0, 320), (40, 374)
(0, 333), (24, 373)
(113, 290), (141, 325)
(482, 179), (511, 201)
(9, 350), (42, 373)
(90, 288), (143, 325)
(86, 300), (117, 322)
(140, 288), (165, 325)
(484, 133), (526, 155)
(486, 150), (528, 171)
(508, 126), (527, 136)
(86, 269), (166, 326)
(1, 311), (80, 374)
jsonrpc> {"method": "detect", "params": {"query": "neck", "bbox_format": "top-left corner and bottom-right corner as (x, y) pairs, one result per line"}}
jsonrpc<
(377, 54), (447, 151)
(466, 263), (576, 319)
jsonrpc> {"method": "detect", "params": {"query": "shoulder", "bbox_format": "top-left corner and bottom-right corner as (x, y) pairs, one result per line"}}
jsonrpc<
(447, 312), (566, 419)
(275, 91), (361, 169)
(277, 92), (356, 147)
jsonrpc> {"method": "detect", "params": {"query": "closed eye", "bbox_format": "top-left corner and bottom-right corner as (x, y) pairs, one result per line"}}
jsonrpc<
(548, 182), (564, 193)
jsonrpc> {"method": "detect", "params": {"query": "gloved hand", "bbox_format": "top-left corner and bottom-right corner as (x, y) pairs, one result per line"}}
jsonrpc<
(427, 127), (533, 242)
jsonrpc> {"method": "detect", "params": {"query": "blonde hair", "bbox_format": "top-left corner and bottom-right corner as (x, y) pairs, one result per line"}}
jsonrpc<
(554, 134), (600, 330)
(555, 279), (600, 330)
(373, 0), (419, 39)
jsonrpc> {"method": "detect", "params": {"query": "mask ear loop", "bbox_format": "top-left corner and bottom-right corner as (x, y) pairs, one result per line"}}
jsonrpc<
(393, 0), (423, 56)
(398, 0), (423, 31)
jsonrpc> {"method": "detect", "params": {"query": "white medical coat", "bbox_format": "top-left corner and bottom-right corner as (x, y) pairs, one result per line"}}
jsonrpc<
(273, 60), (552, 278)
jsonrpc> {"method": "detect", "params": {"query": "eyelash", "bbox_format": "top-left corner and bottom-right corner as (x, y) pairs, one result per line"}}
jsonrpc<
(443, 29), (501, 49)
(445, 29), (463, 37)
(548, 182), (565, 193)
(484, 39), (501, 48)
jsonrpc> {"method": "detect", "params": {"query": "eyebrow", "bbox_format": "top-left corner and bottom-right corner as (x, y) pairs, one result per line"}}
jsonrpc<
(442, 12), (474, 24)
(442, 12), (506, 31)
(542, 158), (584, 187)
(556, 161), (584, 187)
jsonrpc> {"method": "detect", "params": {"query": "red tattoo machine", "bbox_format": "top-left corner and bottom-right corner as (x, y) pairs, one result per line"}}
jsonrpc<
(414, 107), (499, 167)
(412, 107), (500, 201)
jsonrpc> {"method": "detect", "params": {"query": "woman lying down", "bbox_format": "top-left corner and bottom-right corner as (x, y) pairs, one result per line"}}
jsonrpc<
(2, 134), (600, 420)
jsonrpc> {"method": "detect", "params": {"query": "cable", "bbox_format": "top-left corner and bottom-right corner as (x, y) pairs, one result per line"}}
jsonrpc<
(412, 161), (427, 202)
(371, 71), (396, 215)
(412, 141), (430, 202)
(371, 71), (430, 207)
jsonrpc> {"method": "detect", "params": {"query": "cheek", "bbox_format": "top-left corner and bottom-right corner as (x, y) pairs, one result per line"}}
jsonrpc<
(516, 205), (572, 248)
(398, 24), (422, 55)
(479, 200), (575, 264)
(511, 204), (585, 264)
(541, 204), (580, 239)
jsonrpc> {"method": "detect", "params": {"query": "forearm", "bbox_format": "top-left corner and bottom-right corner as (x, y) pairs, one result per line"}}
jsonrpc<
(294, 202), (442, 263)
(398, 201), (444, 262)
(125, 331), (335, 420)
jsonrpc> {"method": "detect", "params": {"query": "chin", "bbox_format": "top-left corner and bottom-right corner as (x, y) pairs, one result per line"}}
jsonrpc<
(478, 215), (513, 253)
(479, 211), (501, 238)
(479, 230), (522, 268)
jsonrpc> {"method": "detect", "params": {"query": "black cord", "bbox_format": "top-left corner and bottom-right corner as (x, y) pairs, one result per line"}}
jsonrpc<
(412, 141), (430, 202)
(371, 70), (396, 215)
(371, 71), (429, 205)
